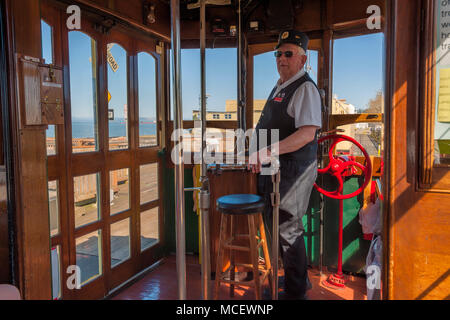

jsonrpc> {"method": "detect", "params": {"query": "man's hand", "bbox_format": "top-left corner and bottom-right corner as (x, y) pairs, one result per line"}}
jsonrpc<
(247, 147), (272, 173)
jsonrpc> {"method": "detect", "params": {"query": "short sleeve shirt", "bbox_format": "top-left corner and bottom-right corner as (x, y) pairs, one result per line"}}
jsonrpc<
(271, 69), (322, 129)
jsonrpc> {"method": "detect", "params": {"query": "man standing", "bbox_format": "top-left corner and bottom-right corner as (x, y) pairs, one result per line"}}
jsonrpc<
(249, 30), (322, 300)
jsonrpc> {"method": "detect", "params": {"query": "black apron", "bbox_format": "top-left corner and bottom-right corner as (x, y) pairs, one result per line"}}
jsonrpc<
(255, 72), (320, 297)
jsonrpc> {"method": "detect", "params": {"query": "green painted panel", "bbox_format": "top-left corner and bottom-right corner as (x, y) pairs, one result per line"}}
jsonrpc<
(162, 157), (199, 255)
(303, 176), (371, 275)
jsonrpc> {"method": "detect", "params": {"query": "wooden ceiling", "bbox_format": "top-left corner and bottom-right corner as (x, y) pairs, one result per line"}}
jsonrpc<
(63, 0), (385, 47)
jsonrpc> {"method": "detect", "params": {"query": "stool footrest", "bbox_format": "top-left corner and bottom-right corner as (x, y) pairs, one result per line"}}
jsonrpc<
(218, 278), (255, 287)
(224, 240), (263, 252)
(223, 243), (250, 252)
(217, 268), (271, 287)
(234, 234), (260, 240)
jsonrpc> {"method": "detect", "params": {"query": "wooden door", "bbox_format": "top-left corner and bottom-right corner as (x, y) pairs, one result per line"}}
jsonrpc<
(41, 0), (165, 299)
(385, 0), (450, 299)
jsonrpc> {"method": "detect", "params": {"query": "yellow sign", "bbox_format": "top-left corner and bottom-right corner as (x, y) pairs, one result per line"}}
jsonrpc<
(107, 51), (119, 73)
(108, 91), (111, 102)
(438, 68), (450, 122)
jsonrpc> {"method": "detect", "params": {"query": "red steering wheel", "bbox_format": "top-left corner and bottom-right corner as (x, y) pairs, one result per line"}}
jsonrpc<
(314, 134), (372, 200)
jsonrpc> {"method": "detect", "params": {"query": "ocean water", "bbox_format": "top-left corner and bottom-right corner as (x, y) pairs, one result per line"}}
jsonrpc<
(46, 120), (156, 138)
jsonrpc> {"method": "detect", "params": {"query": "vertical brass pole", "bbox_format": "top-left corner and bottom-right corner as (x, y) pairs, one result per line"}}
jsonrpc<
(199, 0), (211, 300)
(170, 0), (186, 300)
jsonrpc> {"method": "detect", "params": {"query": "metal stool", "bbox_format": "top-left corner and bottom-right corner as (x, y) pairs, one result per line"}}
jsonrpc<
(214, 194), (272, 300)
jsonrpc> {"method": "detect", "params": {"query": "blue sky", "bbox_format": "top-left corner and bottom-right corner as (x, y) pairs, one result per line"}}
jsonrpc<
(333, 33), (384, 110)
(42, 20), (384, 121)
(171, 33), (384, 118)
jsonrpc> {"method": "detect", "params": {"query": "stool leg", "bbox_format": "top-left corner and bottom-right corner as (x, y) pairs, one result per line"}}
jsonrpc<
(229, 215), (235, 298)
(258, 213), (273, 294)
(248, 215), (261, 300)
(214, 214), (228, 300)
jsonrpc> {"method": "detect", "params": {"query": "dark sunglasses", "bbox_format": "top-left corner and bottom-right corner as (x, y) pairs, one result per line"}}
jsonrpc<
(274, 50), (294, 58)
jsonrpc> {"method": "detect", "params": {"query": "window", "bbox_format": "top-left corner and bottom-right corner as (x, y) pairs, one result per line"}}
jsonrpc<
(73, 173), (100, 228)
(138, 52), (158, 148)
(50, 245), (61, 300)
(110, 218), (130, 267)
(140, 207), (159, 251)
(169, 48), (237, 121)
(140, 163), (158, 204)
(110, 168), (130, 215)
(107, 43), (129, 151)
(41, 20), (53, 64)
(41, 20), (56, 156)
(68, 31), (99, 154)
(48, 180), (60, 237)
(76, 229), (102, 285)
(419, 0), (450, 189)
(332, 34), (385, 156)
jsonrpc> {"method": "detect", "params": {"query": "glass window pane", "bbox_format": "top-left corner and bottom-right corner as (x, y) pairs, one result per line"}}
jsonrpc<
(335, 123), (384, 157)
(76, 230), (102, 285)
(140, 207), (159, 251)
(69, 31), (99, 153)
(41, 20), (53, 64)
(110, 168), (129, 215)
(48, 180), (60, 237)
(332, 34), (384, 114)
(140, 163), (158, 204)
(253, 51), (283, 128)
(42, 21), (56, 156)
(110, 218), (130, 267)
(138, 52), (157, 147)
(74, 173), (100, 228)
(332, 34), (385, 157)
(169, 49), (200, 121)
(46, 125), (56, 156)
(107, 43), (128, 151)
(50, 245), (61, 300)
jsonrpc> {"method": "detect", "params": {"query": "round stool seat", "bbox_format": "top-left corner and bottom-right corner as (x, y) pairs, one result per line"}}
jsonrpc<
(216, 194), (265, 215)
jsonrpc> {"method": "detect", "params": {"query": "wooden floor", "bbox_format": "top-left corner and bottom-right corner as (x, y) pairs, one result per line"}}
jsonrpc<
(110, 254), (367, 300)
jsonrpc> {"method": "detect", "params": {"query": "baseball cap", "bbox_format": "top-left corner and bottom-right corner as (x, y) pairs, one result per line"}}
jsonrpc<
(275, 30), (309, 52)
